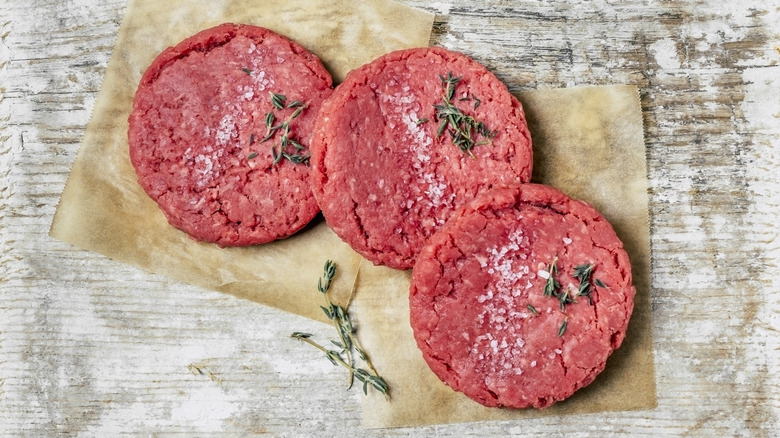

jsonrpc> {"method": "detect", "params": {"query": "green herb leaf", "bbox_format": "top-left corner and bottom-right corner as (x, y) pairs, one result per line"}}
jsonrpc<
(572, 263), (601, 305)
(573, 264), (594, 281)
(543, 256), (559, 298)
(270, 92), (287, 110)
(290, 106), (304, 120)
(558, 318), (568, 337)
(291, 261), (389, 397)
(433, 71), (494, 156)
(263, 96), (310, 166)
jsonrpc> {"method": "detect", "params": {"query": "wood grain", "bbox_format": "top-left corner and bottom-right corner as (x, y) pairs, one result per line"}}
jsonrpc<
(2, 0), (779, 435)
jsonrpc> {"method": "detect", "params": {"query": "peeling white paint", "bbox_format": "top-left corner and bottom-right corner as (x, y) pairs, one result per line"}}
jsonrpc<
(426, 2), (452, 15)
(170, 386), (240, 431)
(741, 66), (780, 132)
(649, 38), (681, 70)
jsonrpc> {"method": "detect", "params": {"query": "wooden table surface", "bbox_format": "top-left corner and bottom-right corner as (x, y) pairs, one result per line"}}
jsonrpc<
(2, 0), (779, 435)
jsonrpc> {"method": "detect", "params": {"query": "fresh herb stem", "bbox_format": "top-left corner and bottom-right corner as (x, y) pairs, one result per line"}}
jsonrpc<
(291, 261), (389, 397)
(250, 93), (310, 165)
(541, 258), (608, 335)
(291, 332), (352, 369)
(433, 72), (496, 157)
(572, 263), (607, 306)
(270, 92), (287, 110)
(543, 256), (559, 298)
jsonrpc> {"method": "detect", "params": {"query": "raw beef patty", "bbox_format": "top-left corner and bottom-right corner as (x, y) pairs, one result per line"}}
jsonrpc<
(310, 47), (533, 269)
(128, 23), (332, 246)
(409, 184), (635, 409)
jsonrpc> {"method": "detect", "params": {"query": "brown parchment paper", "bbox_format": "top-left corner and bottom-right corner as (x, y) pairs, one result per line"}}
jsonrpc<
(49, 0), (434, 323)
(354, 85), (656, 428)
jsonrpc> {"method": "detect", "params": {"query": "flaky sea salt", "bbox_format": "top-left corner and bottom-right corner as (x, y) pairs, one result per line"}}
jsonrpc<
(381, 87), (455, 213)
(468, 225), (535, 377)
(215, 114), (236, 146)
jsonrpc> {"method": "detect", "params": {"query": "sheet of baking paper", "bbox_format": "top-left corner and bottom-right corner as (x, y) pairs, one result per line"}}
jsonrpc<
(355, 85), (656, 428)
(49, 0), (434, 323)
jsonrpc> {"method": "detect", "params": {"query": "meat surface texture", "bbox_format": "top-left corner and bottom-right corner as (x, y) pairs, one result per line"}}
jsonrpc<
(310, 47), (533, 269)
(128, 23), (333, 246)
(409, 183), (635, 409)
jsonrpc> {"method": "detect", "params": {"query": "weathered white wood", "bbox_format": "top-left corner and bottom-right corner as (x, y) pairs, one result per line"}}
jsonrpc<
(2, 0), (779, 435)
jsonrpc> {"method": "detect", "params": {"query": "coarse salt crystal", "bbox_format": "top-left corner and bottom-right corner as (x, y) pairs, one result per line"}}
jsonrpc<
(538, 270), (550, 279)
(563, 237), (573, 245)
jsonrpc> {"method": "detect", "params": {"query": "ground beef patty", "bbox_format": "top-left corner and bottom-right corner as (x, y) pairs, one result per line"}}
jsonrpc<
(310, 47), (532, 269)
(128, 23), (332, 246)
(409, 184), (635, 409)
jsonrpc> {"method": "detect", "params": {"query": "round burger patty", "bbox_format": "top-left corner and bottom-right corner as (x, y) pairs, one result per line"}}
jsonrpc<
(310, 47), (533, 269)
(409, 183), (635, 409)
(128, 23), (333, 246)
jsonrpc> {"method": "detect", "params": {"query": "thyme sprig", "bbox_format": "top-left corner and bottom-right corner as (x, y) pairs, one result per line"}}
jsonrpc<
(573, 263), (610, 305)
(433, 72), (497, 157)
(291, 261), (389, 397)
(249, 93), (310, 165)
(539, 259), (608, 336)
(542, 256), (560, 298)
(573, 264), (595, 305)
(542, 256), (575, 311)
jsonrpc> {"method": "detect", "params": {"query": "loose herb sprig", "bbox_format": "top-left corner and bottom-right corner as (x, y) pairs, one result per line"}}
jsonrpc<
(433, 72), (497, 157)
(537, 259), (608, 336)
(573, 264), (595, 305)
(248, 93), (310, 165)
(291, 261), (389, 397)
(542, 256), (560, 298)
